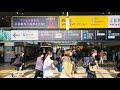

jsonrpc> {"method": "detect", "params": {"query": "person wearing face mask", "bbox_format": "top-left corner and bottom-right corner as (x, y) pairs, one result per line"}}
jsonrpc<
(86, 49), (98, 78)
(43, 51), (57, 78)
(34, 52), (44, 78)
(60, 49), (74, 78)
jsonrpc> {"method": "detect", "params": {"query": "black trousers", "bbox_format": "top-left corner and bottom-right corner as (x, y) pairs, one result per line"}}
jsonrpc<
(73, 62), (77, 73)
(87, 73), (96, 78)
(10, 58), (15, 65)
(116, 59), (120, 70)
(34, 70), (43, 78)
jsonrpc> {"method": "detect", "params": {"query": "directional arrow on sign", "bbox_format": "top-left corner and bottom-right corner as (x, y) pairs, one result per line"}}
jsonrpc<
(13, 32), (20, 38)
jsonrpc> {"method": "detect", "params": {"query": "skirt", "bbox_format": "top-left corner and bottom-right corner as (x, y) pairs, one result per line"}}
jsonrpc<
(43, 68), (53, 78)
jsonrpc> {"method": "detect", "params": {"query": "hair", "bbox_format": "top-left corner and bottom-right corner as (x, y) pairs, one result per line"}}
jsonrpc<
(103, 53), (107, 55)
(45, 51), (52, 59)
(90, 49), (97, 55)
(38, 52), (43, 57)
(64, 49), (72, 57)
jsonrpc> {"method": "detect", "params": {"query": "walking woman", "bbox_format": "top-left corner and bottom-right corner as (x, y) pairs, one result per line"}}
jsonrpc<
(34, 52), (44, 78)
(60, 49), (74, 78)
(43, 51), (56, 78)
(12, 54), (24, 77)
(99, 50), (104, 65)
(86, 49), (98, 78)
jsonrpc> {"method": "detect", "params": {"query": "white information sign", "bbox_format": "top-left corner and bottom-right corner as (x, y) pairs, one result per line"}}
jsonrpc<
(11, 30), (38, 40)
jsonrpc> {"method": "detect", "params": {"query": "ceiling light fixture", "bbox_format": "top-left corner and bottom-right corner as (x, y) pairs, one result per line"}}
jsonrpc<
(108, 12), (110, 14)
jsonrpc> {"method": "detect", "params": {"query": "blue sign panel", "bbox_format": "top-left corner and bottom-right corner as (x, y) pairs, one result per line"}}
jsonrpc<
(82, 30), (95, 41)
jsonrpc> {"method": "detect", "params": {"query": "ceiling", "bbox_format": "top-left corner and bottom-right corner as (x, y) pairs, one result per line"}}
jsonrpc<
(0, 12), (120, 27)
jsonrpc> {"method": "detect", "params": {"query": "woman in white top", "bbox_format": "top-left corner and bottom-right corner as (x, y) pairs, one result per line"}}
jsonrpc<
(43, 51), (56, 78)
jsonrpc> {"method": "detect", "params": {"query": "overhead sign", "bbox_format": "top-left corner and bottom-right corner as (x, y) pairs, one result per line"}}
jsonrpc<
(96, 29), (107, 40)
(82, 30), (95, 40)
(59, 16), (108, 28)
(107, 29), (120, 40)
(108, 16), (120, 28)
(65, 30), (81, 41)
(12, 16), (59, 28)
(38, 30), (81, 41)
(11, 30), (38, 40)
(38, 30), (53, 41)
(11, 29), (120, 42)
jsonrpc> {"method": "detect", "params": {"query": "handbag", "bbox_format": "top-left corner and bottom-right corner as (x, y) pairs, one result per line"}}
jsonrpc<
(89, 63), (99, 72)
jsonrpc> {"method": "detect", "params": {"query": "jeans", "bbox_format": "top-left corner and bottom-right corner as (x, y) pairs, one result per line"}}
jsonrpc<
(58, 60), (62, 72)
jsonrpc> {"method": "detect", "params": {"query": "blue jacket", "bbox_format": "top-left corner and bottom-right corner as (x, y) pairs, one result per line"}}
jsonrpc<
(72, 51), (78, 62)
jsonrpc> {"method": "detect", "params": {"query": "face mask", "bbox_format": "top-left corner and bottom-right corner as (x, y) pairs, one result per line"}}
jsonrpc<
(49, 55), (52, 57)
(41, 55), (44, 57)
(70, 52), (72, 56)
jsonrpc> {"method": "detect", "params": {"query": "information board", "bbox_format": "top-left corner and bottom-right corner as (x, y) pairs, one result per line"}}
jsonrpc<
(59, 16), (108, 28)
(107, 29), (120, 40)
(96, 30), (107, 40)
(65, 30), (81, 41)
(52, 30), (65, 41)
(11, 30), (38, 40)
(82, 30), (95, 41)
(38, 30), (81, 41)
(11, 29), (120, 42)
(38, 30), (53, 41)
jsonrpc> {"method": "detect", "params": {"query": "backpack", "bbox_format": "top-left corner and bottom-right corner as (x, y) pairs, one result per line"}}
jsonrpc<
(82, 57), (90, 68)
(13, 56), (22, 66)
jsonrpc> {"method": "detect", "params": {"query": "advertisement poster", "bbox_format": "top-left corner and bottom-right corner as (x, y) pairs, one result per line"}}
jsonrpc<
(108, 15), (120, 28)
(0, 29), (11, 41)
(12, 16), (59, 28)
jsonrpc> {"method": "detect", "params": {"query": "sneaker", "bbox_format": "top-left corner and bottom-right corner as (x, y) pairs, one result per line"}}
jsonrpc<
(11, 74), (14, 77)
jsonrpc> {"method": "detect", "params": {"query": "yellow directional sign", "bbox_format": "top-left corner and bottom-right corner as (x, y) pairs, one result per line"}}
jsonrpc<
(59, 16), (108, 28)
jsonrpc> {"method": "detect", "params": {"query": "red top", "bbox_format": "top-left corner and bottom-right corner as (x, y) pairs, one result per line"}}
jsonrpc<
(59, 57), (62, 61)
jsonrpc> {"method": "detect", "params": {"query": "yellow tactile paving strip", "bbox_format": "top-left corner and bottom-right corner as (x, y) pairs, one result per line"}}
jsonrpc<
(0, 60), (35, 75)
